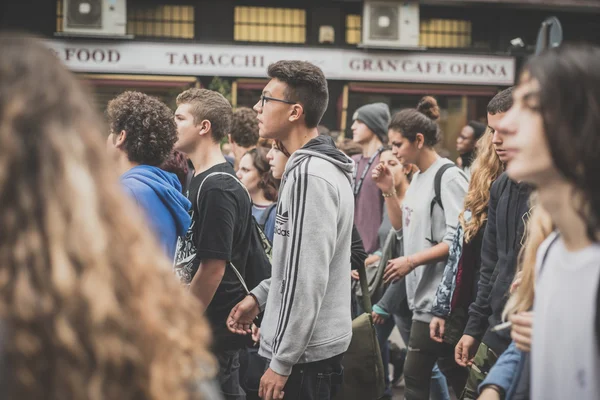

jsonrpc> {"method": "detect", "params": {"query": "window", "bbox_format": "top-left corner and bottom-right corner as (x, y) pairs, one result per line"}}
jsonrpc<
(234, 6), (306, 44)
(346, 14), (361, 45)
(127, 5), (194, 39)
(420, 19), (471, 48)
(55, 1), (195, 39)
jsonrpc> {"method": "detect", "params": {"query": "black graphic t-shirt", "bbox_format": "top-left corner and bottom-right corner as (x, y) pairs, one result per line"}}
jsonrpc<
(174, 162), (252, 350)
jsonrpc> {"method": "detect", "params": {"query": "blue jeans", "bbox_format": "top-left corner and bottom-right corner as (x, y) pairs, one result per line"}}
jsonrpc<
(376, 314), (451, 400)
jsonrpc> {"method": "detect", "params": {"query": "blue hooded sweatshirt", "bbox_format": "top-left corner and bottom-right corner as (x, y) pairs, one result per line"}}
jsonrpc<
(120, 165), (192, 259)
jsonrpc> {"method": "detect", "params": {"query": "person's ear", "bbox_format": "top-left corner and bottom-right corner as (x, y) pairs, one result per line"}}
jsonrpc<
(114, 130), (127, 148)
(415, 133), (425, 149)
(197, 119), (211, 137)
(288, 104), (304, 123)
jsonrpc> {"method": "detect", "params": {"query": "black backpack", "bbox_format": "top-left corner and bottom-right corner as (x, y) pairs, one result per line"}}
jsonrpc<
(426, 163), (468, 244)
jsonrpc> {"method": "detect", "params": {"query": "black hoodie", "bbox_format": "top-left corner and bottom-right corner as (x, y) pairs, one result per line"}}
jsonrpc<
(464, 172), (532, 355)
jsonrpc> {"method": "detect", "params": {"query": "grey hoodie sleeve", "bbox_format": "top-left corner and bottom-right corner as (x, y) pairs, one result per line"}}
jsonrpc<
(251, 278), (271, 311)
(268, 174), (340, 376)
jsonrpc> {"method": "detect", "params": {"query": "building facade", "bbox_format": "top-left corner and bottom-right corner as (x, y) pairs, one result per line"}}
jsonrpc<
(2, 0), (599, 157)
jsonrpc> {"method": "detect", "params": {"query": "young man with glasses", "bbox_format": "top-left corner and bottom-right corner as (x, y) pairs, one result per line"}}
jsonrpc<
(227, 61), (355, 400)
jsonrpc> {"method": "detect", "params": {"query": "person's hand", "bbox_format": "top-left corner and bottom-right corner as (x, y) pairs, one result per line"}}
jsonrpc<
(227, 295), (260, 335)
(365, 254), (381, 266)
(455, 334), (480, 367)
(259, 368), (288, 400)
(510, 311), (533, 352)
(372, 310), (386, 325)
(478, 386), (502, 400)
(383, 257), (413, 283)
(251, 325), (260, 344)
(430, 317), (446, 343)
(372, 163), (395, 193)
(351, 270), (360, 280)
(510, 271), (523, 294)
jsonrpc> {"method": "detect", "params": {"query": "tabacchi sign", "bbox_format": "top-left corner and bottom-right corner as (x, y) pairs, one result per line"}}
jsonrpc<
(46, 40), (515, 86)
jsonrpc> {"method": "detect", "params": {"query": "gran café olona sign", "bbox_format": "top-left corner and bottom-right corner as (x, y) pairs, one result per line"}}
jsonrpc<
(47, 40), (514, 85)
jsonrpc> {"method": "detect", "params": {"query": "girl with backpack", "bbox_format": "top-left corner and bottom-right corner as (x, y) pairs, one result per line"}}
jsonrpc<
(236, 146), (280, 242)
(429, 129), (503, 348)
(373, 96), (469, 399)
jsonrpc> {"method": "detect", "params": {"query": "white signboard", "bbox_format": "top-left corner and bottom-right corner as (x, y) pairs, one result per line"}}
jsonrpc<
(46, 40), (515, 86)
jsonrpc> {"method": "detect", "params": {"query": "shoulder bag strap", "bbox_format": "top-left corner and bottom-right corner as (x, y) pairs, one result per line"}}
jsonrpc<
(196, 171), (252, 294)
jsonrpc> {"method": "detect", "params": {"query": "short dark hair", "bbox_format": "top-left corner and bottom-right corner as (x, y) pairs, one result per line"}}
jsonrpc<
(230, 107), (259, 148)
(487, 87), (515, 115)
(176, 88), (232, 143)
(388, 96), (441, 147)
(267, 60), (329, 128)
(106, 91), (176, 166)
(160, 151), (189, 191)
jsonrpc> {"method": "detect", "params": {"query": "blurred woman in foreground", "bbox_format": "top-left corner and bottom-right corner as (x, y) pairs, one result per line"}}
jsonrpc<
(0, 34), (216, 399)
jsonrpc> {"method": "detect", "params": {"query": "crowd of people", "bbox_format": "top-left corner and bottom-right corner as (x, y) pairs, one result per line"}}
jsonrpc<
(0, 32), (599, 400)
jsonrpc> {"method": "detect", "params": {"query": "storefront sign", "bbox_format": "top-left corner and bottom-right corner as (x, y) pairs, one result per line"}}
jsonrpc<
(46, 39), (515, 86)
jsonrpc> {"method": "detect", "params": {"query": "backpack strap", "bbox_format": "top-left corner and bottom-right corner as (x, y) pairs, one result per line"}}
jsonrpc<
(427, 163), (468, 244)
(196, 171), (251, 212)
(195, 171), (253, 292)
(258, 202), (277, 229)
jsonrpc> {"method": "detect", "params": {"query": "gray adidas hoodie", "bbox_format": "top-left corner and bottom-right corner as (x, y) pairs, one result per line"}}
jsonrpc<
(251, 135), (355, 376)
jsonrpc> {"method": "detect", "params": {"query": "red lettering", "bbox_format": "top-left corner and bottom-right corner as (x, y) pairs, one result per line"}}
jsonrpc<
(65, 48), (76, 61)
(108, 50), (120, 63)
(499, 66), (507, 76)
(450, 63), (462, 74)
(92, 49), (105, 62)
(363, 59), (373, 71)
(77, 49), (90, 62)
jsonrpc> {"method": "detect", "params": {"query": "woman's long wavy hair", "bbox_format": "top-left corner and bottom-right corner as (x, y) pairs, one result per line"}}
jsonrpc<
(459, 128), (504, 243)
(523, 44), (600, 242)
(0, 34), (214, 399)
(502, 198), (554, 321)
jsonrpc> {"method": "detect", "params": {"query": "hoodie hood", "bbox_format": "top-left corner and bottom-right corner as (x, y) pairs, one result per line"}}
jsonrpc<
(120, 165), (192, 236)
(284, 135), (355, 184)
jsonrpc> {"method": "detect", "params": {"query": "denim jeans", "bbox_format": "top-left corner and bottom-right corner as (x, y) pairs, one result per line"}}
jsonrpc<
(282, 354), (344, 400)
(216, 349), (246, 400)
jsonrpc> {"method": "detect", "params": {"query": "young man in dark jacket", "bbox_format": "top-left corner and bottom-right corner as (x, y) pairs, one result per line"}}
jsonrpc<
(454, 87), (533, 400)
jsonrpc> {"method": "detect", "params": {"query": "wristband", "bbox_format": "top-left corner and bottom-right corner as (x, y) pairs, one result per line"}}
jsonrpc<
(406, 256), (416, 270)
(382, 188), (397, 198)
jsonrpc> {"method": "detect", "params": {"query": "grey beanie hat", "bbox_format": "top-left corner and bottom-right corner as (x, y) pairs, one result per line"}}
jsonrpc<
(352, 102), (391, 142)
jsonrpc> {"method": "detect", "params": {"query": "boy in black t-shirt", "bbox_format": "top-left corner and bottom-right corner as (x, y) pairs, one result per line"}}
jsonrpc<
(173, 88), (253, 399)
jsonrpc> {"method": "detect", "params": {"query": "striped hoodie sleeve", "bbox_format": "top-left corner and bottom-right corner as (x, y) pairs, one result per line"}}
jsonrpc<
(269, 160), (340, 376)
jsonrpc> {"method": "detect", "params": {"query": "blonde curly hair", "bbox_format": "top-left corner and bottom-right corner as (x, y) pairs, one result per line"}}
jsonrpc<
(460, 128), (504, 242)
(0, 34), (215, 399)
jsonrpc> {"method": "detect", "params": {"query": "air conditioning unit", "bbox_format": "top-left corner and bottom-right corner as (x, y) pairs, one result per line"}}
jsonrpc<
(362, 1), (420, 48)
(62, 0), (127, 37)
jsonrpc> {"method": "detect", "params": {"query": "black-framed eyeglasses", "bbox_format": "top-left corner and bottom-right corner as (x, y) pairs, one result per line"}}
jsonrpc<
(259, 95), (296, 108)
